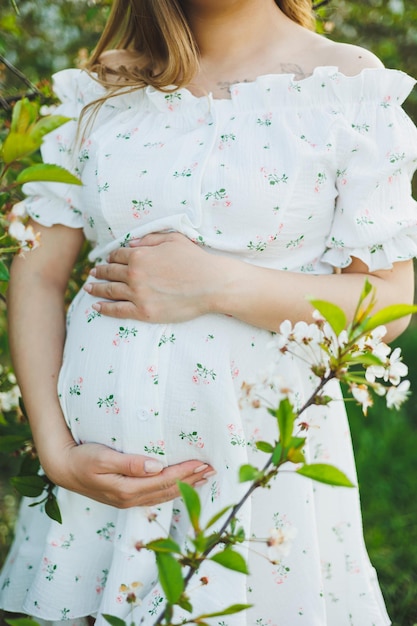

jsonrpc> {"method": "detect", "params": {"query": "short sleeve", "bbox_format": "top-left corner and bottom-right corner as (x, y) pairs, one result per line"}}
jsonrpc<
(322, 70), (417, 271)
(22, 69), (104, 229)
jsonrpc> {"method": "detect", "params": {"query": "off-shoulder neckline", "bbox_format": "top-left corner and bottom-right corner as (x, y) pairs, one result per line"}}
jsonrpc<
(53, 65), (416, 112)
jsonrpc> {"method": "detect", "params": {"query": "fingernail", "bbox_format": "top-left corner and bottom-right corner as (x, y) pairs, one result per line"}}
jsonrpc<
(193, 464), (209, 474)
(194, 479), (208, 488)
(144, 459), (164, 474)
(203, 470), (217, 479)
(83, 283), (92, 293)
(89, 267), (97, 277)
(92, 303), (101, 312)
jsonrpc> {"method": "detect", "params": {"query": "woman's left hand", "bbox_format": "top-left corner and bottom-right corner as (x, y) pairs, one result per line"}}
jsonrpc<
(84, 232), (230, 322)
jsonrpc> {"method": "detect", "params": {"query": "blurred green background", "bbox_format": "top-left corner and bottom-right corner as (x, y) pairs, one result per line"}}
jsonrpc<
(1, 0), (417, 624)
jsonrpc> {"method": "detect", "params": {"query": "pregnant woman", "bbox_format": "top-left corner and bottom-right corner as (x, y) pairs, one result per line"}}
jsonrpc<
(1, 0), (417, 624)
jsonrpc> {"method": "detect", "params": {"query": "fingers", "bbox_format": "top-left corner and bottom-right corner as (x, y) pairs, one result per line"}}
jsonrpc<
(128, 232), (182, 249)
(84, 280), (130, 302)
(70, 444), (216, 508)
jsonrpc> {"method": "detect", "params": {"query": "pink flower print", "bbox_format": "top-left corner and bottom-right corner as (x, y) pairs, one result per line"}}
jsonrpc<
(300, 134), (317, 149)
(260, 167), (288, 186)
(230, 360), (240, 379)
(173, 507), (181, 524)
(131, 198), (152, 220)
(314, 172), (327, 193)
(116, 127), (139, 140)
(227, 423), (246, 447)
(272, 561), (290, 585)
(113, 326), (139, 346)
(381, 95), (392, 108)
(193, 362), (217, 385)
(204, 187), (231, 208)
(42, 557), (57, 581)
(69, 377), (83, 396)
(179, 430), (205, 448)
(336, 168), (348, 186)
(218, 133), (236, 150)
(97, 394), (120, 415)
(345, 554), (361, 574)
(144, 440), (165, 455)
(173, 162), (198, 178)
(257, 112), (272, 127)
(164, 92), (182, 111)
(147, 365), (159, 385)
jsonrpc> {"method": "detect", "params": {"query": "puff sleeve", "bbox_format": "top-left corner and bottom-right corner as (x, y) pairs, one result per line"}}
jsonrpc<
(322, 70), (417, 271)
(22, 69), (104, 229)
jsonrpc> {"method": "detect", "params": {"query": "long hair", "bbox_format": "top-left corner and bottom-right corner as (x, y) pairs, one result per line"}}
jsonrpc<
(88, 0), (315, 91)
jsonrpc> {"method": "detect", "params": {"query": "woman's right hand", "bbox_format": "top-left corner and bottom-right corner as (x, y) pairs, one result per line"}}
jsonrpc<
(50, 441), (215, 508)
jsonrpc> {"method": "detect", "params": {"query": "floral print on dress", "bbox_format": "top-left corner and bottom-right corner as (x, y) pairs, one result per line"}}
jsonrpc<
(2, 66), (417, 626)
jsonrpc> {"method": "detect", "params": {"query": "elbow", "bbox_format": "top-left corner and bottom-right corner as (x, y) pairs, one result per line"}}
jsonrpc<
(384, 314), (413, 344)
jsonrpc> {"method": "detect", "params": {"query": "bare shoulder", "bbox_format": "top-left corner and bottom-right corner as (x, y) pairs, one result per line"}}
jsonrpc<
(315, 39), (384, 75)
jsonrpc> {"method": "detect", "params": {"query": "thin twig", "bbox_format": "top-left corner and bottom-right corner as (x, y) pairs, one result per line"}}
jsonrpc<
(0, 55), (41, 110)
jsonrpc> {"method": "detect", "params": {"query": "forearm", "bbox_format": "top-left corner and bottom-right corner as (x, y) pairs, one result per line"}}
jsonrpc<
(8, 255), (77, 479)
(213, 257), (415, 341)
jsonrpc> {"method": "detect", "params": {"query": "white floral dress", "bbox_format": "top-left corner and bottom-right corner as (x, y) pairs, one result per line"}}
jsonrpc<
(2, 66), (417, 626)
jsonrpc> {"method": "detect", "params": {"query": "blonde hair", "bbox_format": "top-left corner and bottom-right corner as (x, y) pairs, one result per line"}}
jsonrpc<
(88, 0), (315, 92)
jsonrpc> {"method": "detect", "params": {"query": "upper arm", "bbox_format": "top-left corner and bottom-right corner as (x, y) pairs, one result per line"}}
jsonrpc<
(342, 257), (415, 305)
(10, 221), (85, 292)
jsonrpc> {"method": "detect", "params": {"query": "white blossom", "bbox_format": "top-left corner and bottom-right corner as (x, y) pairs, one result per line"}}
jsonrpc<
(8, 221), (40, 251)
(10, 201), (27, 218)
(350, 383), (373, 415)
(267, 526), (297, 563)
(386, 380), (410, 410)
(0, 386), (21, 412)
(240, 365), (292, 410)
(384, 347), (408, 385)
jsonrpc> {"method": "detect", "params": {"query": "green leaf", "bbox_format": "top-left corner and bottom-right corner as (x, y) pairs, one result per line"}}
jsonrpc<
(277, 398), (295, 449)
(205, 505), (232, 530)
(10, 98), (38, 134)
(0, 191), (11, 209)
(19, 454), (41, 476)
(197, 603), (252, 619)
(255, 440), (274, 453)
(5, 619), (41, 626)
(296, 463), (355, 488)
(178, 481), (201, 532)
(178, 594), (193, 613)
(271, 442), (283, 466)
(288, 436), (305, 450)
(29, 115), (72, 141)
(102, 615), (127, 626)
(155, 552), (184, 604)
(210, 548), (249, 574)
(239, 463), (262, 483)
(0, 433), (30, 452)
(344, 353), (384, 367)
(11, 474), (45, 497)
(1, 132), (40, 163)
(146, 537), (182, 554)
(308, 298), (347, 335)
(16, 164), (82, 186)
(363, 304), (417, 333)
(45, 496), (62, 524)
(0, 261), (10, 281)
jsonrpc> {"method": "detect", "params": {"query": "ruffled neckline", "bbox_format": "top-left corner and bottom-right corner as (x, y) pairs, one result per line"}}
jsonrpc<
(52, 66), (416, 114)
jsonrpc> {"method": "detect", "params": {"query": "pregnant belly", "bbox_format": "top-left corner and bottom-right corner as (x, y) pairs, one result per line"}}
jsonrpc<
(58, 288), (304, 466)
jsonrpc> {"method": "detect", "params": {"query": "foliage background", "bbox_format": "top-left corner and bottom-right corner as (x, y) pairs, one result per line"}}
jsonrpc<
(0, 1), (417, 624)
